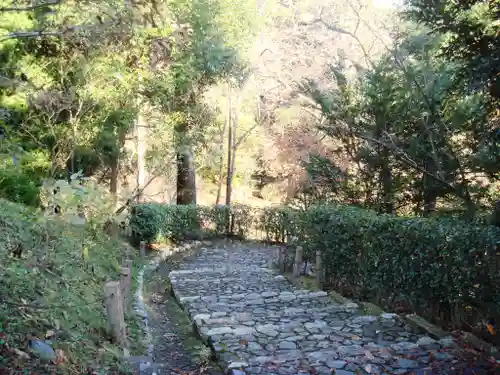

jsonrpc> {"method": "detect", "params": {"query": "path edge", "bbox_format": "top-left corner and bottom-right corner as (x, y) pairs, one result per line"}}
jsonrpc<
(130, 240), (205, 374)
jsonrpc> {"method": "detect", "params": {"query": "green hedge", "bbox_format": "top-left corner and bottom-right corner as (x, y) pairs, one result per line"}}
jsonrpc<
(128, 202), (500, 333)
(128, 203), (257, 245)
(259, 204), (500, 333)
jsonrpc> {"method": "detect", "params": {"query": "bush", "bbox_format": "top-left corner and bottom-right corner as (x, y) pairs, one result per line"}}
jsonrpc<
(128, 203), (257, 245)
(260, 204), (500, 334)
(0, 164), (41, 206)
(128, 201), (500, 337)
(0, 199), (142, 372)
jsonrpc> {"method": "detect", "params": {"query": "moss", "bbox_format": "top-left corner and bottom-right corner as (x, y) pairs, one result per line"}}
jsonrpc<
(360, 302), (385, 316)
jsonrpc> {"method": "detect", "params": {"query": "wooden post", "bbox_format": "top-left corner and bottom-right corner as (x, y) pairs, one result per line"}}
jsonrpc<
(316, 250), (323, 289)
(120, 259), (133, 308)
(278, 247), (286, 274)
(139, 241), (146, 258)
(293, 246), (303, 278)
(104, 281), (126, 346)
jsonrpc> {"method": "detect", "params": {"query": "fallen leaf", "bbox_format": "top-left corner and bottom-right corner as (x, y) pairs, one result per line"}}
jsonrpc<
(238, 339), (248, 345)
(55, 349), (67, 364)
(487, 323), (496, 335)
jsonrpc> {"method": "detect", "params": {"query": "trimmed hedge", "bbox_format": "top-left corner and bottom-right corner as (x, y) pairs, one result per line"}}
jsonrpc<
(260, 204), (500, 335)
(128, 203), (256, 245)
(128, 202), (500, 336)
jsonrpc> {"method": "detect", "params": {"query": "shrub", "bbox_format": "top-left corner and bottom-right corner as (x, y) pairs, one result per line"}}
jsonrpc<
(0, 199), (142, 372)
(0, 163), (41, 206)
(260, 204), (500, 333)
(128, 203), (257, 245)
(128, 201), (500, 335)
(129, 203), (170, 245)
(257, 206), (300, 243)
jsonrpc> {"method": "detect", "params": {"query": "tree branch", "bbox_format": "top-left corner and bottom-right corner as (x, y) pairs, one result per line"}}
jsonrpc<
(0, 0), (60, 12)
(297, 6), (374, 69)
(0, 19), (118, 41)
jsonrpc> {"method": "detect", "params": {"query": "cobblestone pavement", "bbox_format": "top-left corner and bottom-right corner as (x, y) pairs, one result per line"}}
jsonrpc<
(169, 243), (492, 375)
(129, 248), (223, 375)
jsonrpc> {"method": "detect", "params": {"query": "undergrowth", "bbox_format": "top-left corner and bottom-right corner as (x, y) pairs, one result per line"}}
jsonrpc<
(0, 199), (144, 374)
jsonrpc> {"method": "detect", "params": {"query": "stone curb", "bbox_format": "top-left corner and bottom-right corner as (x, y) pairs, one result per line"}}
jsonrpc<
(284, 265), (499, 359)
(404, 313), (499, 357)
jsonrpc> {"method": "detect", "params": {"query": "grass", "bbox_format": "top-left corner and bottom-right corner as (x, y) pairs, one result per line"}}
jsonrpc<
(0, 199), (144, 374)
(163, 293), (213, 365)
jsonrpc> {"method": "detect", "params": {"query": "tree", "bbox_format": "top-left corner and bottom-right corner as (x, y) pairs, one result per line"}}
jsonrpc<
(0, 0), (256, 210)
(301, 21), (498, 217)
(406, 0), (500, 100)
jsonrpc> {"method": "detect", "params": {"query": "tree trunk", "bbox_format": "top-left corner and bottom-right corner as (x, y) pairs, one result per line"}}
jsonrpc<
(225, 85), (233, 207)
(491, 200), (500, 227)
(110, 160), (119, 197)
(230, 93), (240, 181)
(135, 110), (147, 203)
(215, 117), (228, 205)
(225, 118), (233, 207)
(176, 145), (197, 205)
(380, 155), (394, 214)
(422, 192), (437, 217)
(422, 169), (438, 217)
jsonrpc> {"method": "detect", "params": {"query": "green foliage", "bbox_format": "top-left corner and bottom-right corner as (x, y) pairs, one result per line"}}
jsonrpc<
(40, 172), (116, 227)
(128, 203), (256, 244)
(260, 204), (500, 330)
(0, 198), (142, 372)
(0, 149), (51, 206)
(406, 0), (500, 100)
(304, 26), (499, 216)
(0, 162), (40, 206)
(258, 206), (299, 243)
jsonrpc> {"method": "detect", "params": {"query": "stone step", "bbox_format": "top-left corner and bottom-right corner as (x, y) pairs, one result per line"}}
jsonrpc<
(218, 340), (456, 375)
(169, 266), (272, 279)
(178, 290), (336, 315)
(170, 275), (297, 298)
(175, 260), (271, 269)
(192, 305), (361, 335)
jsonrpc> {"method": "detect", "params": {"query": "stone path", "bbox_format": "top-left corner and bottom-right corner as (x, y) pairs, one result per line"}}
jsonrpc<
(128, 248), (222, 375)
(169, 243), (492, 375)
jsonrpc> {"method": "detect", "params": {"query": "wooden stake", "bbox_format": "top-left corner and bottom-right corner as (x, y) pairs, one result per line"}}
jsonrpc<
(293, 246), (303, 278)
(278, 247), (286, 274)
(139, 241), (146, 258)
(120, 259), (133, 308)
(316, 250), (323, 289)
(104, 281), (126, 346)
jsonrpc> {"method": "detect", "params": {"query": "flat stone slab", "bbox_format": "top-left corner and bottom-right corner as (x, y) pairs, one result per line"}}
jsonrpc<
(168, 244), (478, 375)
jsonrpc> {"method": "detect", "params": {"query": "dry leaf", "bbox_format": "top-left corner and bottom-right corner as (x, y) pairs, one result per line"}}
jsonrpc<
(55, 349), (67, 364)
(487, 323), (496, 335)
